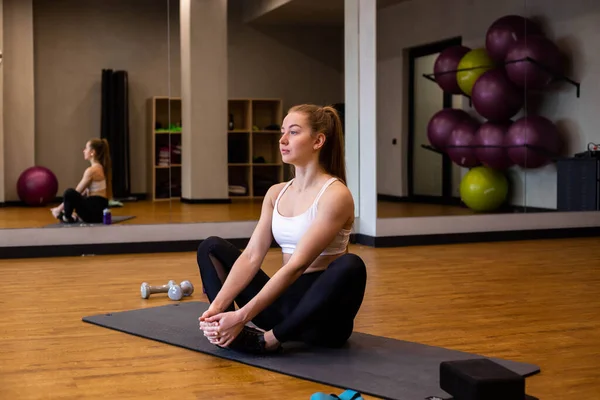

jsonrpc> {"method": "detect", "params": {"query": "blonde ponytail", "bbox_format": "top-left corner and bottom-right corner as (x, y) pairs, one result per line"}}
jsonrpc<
(321, 106), (346, 184)
(101, 139), (113, 199)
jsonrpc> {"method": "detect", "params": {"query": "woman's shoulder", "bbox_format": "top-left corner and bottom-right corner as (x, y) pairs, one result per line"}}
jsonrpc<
(86, 164), (105, 179)
(322, 179), (354, 207)
(316, 179), (354, 226)
(264, 181), (290, 206)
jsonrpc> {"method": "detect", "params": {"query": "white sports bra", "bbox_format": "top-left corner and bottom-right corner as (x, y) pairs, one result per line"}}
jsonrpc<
(272, 177), (352, 256)
(89, 179), (106, 192)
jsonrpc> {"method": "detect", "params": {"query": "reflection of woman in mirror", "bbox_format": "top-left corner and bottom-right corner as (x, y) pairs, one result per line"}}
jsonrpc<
(50, 138), (112, 223)
(197, 104), (367, 354)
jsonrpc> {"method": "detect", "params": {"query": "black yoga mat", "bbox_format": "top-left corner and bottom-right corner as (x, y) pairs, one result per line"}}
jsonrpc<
(82, 302), (540, 400)
(43, 215), (135, 228)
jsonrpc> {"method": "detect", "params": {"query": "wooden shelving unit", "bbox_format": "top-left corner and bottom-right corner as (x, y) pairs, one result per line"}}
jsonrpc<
(228, 98), (286, 198)
(147, 96), (182, 201)
(147, 97), (286, 201)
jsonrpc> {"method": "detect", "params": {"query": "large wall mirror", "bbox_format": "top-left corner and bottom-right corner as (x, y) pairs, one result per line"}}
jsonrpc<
(0, 0), (346, 234)
(1, 0), (598, 254)
(376, 0), (600, 225)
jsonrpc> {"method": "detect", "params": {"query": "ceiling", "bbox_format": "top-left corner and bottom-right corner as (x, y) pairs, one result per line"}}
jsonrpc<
(248, 0), (409, 27)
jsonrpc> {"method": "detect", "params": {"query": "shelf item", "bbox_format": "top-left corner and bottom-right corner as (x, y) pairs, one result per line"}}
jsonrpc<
(148, 96), (182, 201)
(227, 99), (287, 198)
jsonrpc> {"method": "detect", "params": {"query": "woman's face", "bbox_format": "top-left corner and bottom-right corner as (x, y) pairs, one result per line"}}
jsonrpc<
(279, 112), (322, 166)
(83, 142), (94, 161)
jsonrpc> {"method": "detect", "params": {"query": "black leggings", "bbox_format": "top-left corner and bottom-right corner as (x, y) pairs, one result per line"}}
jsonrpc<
(197, 236), (367, 347)
(63, 188), (108, 223)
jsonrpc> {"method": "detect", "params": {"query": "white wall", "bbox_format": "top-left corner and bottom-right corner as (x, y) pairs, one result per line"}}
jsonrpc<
(227, 2), (343, 111)
(241, 0), (292, 23)
(3, 0), (35, 202)
(377, 0), (600, 209)
(32, 0), (178, 197)
(377, 56), (406, 197)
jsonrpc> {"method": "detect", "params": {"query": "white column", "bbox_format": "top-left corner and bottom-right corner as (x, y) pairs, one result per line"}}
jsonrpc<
(345, 0), (377, 237)
(2, 0), (35, 202)
(180, 0), (229, 201)
(0, 0), (4, 203)
(344, 0), (360, 218)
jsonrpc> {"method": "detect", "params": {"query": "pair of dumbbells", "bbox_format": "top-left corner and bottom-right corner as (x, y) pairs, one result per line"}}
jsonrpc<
(140, 280), (194, 301)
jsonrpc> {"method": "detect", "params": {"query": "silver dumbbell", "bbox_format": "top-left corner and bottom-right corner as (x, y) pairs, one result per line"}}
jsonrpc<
(140, 280), (177, 299)
(140, 280), (194, 301)
(167, 280), (195, 301)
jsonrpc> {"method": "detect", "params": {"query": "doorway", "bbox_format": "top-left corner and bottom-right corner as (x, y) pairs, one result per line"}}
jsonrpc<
(407, 37), (462, 204)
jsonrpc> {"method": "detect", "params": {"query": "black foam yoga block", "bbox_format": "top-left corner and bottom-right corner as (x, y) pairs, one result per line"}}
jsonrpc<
(440, 358), (526, 400)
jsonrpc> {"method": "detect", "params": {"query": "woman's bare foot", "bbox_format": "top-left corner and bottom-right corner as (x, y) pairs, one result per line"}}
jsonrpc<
(50, 207), (61, 219)
(263, 330), (281, 351)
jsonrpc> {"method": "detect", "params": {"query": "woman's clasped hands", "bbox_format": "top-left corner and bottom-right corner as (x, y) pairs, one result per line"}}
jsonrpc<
(198, 307), (246, 348)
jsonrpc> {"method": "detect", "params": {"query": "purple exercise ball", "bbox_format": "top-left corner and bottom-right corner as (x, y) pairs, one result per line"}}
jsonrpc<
(16, 166), (59, 206)
(471, 68), (524, 122)
(505, 115), (561, 168)
(447, 117), (482, 168)
(485, 15), (542, 63)
(474, 121), (514, 170)
(434, 45), (471, 94)
(426, 108), (471, 150)
(505, 34), (563, 90)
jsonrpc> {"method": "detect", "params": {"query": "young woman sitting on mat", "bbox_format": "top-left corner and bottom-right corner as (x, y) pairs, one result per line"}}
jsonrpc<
(197, 104), (367, 354)
(50, 138), (112, 224)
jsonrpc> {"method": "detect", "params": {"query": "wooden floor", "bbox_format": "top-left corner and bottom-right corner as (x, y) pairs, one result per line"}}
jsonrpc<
(1, 238), (599, 399)
(0, 199), (476, 229)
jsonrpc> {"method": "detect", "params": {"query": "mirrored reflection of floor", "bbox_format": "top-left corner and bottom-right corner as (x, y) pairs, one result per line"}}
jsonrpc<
(377, 200), (477, 218)
(0, 199), (264, 229)
(0, 199), (543, 229)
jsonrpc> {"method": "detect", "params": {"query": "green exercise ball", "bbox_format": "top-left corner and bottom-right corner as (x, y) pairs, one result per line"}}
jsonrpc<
(460, 166), (508, 212)
(456, 48), (495, 96)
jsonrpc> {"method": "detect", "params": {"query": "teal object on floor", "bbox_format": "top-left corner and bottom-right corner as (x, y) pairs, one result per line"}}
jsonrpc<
(310, 390), (363, 400)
